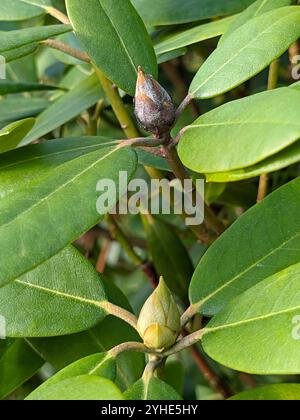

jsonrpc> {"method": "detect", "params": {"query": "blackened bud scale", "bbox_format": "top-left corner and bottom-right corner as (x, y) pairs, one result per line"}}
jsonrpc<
(134, 66), (176, 137)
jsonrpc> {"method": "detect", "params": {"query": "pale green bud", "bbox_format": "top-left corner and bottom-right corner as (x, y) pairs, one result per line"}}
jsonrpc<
(137, 277), (181, 350)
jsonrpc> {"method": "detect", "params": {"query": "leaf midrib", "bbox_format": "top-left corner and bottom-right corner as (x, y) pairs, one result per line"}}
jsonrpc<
(203, 303), (300, 335)
(98, 0), (137, 76)
(15, 279), (106, 309)
(185, 120), (300, 130)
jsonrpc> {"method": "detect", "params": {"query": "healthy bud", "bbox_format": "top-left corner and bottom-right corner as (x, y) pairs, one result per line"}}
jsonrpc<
(137, 277), (181, 350)
(134, 66), (176, 137)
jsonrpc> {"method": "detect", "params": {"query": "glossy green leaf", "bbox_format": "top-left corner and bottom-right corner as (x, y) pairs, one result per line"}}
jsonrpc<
(0, 339), (44, 400)
(0, 246), (108, 337)
(143, 216), (193, 304)
(230, 384), (300, 400)
(202, 262), (300, 374)
(26, 375), (123, 400)
(2, 44), (38, 63)
(178, 88), (300, 173)
(0, 145), (137, 287)
(0, 25), (71, 53)
(189, 176), (300, 316)
(125, 377), (182, 400)
(0, 97), (48, 127)
(156, 47), (187, 64)
(0, 0), (45, 21)
(0, 137), (115, 200)
(0, 119), (35, 154)
(22, 74), (104, 145)
(0, 80), (63, 95)
(155, 16), (234, 56)
(29, 278), (144, 390)
(136, 148), (170, 172)
(206, 140), (300, 183)
(131, 0), (255, 26)
(66, 0), (157, 96)
(220, 0), (291, 44)
(189, 7), (300, 99)
(27, 352), (116, 400)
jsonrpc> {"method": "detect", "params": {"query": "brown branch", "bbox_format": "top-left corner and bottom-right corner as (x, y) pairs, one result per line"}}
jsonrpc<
(189, 345), (233, 399)
(45, 6), (70, 24)
(40, 39), (90, 63)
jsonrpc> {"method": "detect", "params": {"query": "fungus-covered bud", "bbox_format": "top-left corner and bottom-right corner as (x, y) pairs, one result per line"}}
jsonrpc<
(134, 66), (176, 137)
(137, 277), (181, 351)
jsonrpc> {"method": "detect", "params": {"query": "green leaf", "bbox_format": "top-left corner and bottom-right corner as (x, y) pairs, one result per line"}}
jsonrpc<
(202, 262), (300, 374)
(189, 176), (300, 316)
(26, 375), (123, 400)
(0, 80), (63, 95)
(0, 137), (114, 200)
(0, 246), (108, 337)
(28, 278), (144, 390)
(0, 119), (35, 154)
(0, 339), (44, 400)
(27, 352), (116, 400)
(0, 0), (45, 21)
(2, 44), (38, 63)
(155, 16), (234, 56)
(131, 0), (255, 26)
(156, 47), (187, 64)
(189, 7), (300, 99)
(66, 0), (157, 96)
(136, 148), (171, 172)
(164, 360), (184, 396)
(178, 88), (300, 173)
(220, 0), (291, 45)
(206, 140), (300, 183)
(22, 74), (104, 145)
(0, 97), (49, 127)
(0, 25), (72, 53)
(125, 377), (182, 400)
(230, 384), (300, 400)
(143, 215), (193, 304)
(0, 145), (137, 287)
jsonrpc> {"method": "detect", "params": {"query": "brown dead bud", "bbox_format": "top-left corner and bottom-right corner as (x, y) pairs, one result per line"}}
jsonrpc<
(134, 66), (176, 137)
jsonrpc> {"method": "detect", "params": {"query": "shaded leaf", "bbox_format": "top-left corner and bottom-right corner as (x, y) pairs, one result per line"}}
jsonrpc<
(0, 339), (44, 400)
(0, 80), (63, 95)
(0, 97), (48, 127)
(22, 74), (104, 145)
(143, 215), (193, 304)
(131, 0), (255, 26)
(0, 25), (71, 53)
(155, 16), (234, 56)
